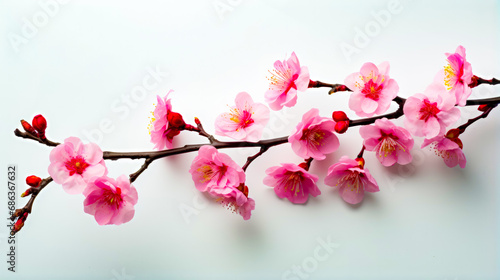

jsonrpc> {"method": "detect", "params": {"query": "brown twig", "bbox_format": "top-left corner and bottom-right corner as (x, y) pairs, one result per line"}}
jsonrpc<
(457, 105), (497, 133)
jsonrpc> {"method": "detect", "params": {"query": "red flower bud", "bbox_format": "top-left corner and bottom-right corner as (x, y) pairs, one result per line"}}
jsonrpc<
(21, 188), (33, 198)
(26, 175), (42, 188)
(167, 111), (186, 129)
(194, 117), (201, 126)
(32, 114), (47, 133)
(332, 111), (349, 122)
(478, 104), (489, 111)
(21, 120), (38, 136)
(12, 212), (28, 235)
(334, 121), (349, 134)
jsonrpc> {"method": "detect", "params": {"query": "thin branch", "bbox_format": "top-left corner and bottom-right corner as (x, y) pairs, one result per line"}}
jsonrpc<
(457, 105), (496, 133)
(357, 146), (366, 159)
(470, 76), (500, 88)
(242, 146), (269, 172)
(14, 129), (59, 147)
(129, 158), (153, 183)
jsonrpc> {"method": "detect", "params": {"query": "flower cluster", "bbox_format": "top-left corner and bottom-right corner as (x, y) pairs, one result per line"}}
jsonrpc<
(189, 146), (255, 220)
(12, 45), (498, 235)
(47, 137), (138, 225)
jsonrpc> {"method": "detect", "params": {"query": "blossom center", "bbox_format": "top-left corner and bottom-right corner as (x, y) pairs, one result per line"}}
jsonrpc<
(268, 66), (299, 94)
(300, 126), (325, 150)
(198, 163), (228, 184)
(419, 99), (440, 122)
(338, 171), (363, 193)
(229, 108), (254, 131)
(280, 171), (305, 197)
(361, 79), (383, 101)
(65, 156), (89, 176)
(376, 132), (405, 157)
(102, 187), (123, 209)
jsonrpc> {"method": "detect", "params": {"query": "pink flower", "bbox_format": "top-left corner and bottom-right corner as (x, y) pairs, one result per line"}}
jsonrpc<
(265, 52), (310, 111)
(359, 118), (414, 166)
(149, 90), (186, 150)
(263, 163), (320, 204)
(48, 137), (107, 195)
(211, 184), (255, 220)
(434, 45), (473, 106)
(215, 92), (270, 142)
(344, 62), (399, 117)
(422, 135), (466, 168)
(83, 175), (138, 225)
(403, 83), (461, 138)
(189, 145), (246, 193)
(324, 156), (379, 205)
(288, 108), (340, 160)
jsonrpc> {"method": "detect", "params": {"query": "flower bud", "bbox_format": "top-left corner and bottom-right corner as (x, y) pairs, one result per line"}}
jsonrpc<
(32, 114), (47, 132)
(21, 120), (38, 136)
(478, 104), (489, 111)
(332, 111), (349, 122)
(334, 121), (349, 134)
(26, 175), (42, 188)
(194, 117), (201, 126)
(12, 212), (28, 235)
(21, 188), (33, 198)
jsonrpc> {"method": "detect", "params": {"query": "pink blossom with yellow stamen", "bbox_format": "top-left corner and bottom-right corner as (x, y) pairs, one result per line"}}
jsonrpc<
(344, 61), (399, 117)
(434, 45), (473, 106)
(265, 52), (310, 111)
(324, 156), (379, 205)
(189, 145), (246, 193)
(359, 118), (414, 166)
(288, 108), (339, 160)
(215, 92), (270, 142)
(263, 163), (320, 204)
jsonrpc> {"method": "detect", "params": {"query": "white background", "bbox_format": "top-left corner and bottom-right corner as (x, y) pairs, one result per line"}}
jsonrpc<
(0, 0), (499, 279)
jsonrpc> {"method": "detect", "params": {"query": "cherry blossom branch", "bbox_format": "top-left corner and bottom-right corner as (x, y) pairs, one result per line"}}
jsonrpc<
(308, 80), (352, 94)
(13, 85), (500, 186)
(457, 105), (497, 133)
